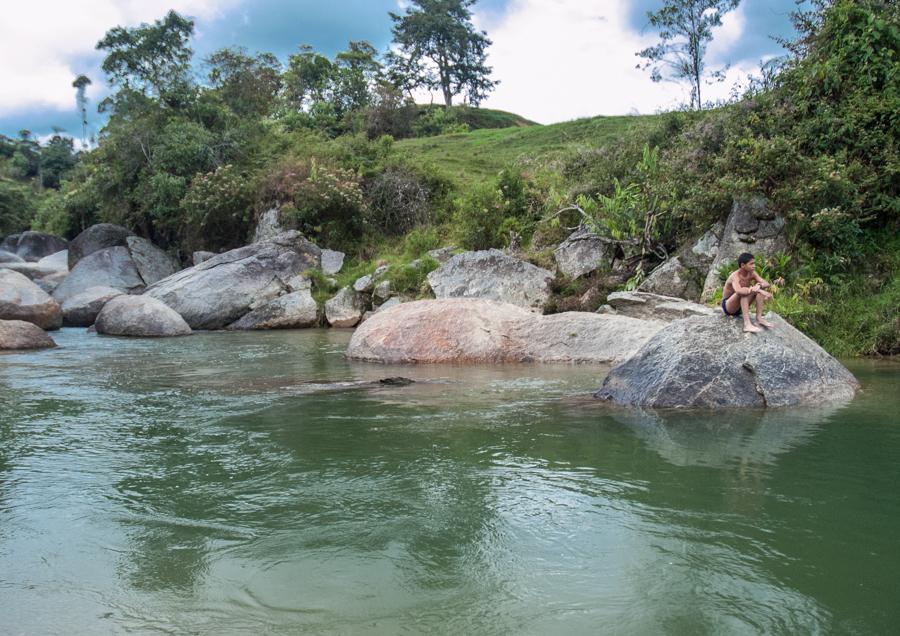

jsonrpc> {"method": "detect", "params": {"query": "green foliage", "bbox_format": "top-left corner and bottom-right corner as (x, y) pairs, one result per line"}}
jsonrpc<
(387, 0), (497, 107)
(452, 169), (540, 250)
(413, 107), (469, 137)
(637, 0), (740, 110)
(206, 47), (282, 118)
(0, 179), (36, 236)
(181, 164), (256, 252)
(403, 226), (442, 258)
(389, 255), (440, 296)
(31, 191), (70, 237)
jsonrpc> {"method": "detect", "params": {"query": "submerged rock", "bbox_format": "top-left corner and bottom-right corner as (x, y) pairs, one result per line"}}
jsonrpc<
(427, 249), (553, 310)
(0, 269), (63, 330)
(94, 295), (192, 337)
(144, 231), (321, 330)
(594, 313), (859, 408)
(227, 289), (318, 330)
(346, 298), (664, 364)
(0, 319), (57, 350)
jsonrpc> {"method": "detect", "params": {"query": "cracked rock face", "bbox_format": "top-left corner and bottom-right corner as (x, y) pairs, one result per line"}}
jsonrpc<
(594, 313), (859, 408)
(346, 298), (665, 364)
(144, 231), (321, 330)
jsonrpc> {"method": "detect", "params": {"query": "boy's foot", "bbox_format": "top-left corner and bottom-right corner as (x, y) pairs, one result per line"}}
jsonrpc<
(744, 324), (763, 333)
(757, 318), (775, 328)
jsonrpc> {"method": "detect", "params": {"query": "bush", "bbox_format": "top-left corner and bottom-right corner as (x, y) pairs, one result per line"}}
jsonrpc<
(403, 226), (442, 258)
(389, 255), (439, 296)
(181, 164), (256, 252)
(366, 166), (431, 235)
(452, 169), (540, 251)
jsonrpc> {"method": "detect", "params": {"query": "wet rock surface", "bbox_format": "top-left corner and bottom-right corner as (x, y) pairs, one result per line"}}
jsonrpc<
(594, 313), (859, 408)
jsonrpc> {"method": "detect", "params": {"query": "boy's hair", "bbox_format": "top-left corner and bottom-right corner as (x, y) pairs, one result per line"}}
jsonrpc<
(737, 252), (754, 266)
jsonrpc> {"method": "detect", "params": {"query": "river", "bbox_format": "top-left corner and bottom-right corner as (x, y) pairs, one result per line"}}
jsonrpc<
(1, 329), (898, 634)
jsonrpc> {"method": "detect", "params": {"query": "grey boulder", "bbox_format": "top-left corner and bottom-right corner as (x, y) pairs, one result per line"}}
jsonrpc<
(227, 289), (319, 330)
(601, 291), (717, 322)
(554, 226), (611, 279)
(192, 251), (216, 266)
(1, 232), (68, 262)
(595, 313), (859, 408)
(321, 249), (345, 275)
(325, 287), (365, 327)
(126, 236), (179, 285)
(94, 295), (191, 337)
(347, 298), (664, 364)
(0, 319), (57, 350)
(61, 286), (125, 327)
(52, 246), (145, 304)
(68, 223), (134, 269)
(0, 269), (63, 330)
(36, 250), (69, 271)
(34, 271), (68, 294)
(427, 249), (553, 310)
(701, 197), (788, 301)
(144, 231), (321, 329)
(0, 250), (24, 263)
(640, 225), (721, 301)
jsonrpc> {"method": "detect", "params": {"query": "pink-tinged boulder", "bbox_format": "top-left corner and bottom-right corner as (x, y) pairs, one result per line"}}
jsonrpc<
(346, 298), (664, 364)
(0, 269), (63, 330)
(0, 319), (56, 350)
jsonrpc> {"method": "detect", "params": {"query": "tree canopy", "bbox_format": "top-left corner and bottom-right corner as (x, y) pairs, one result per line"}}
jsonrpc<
(387, 0), (497, 107)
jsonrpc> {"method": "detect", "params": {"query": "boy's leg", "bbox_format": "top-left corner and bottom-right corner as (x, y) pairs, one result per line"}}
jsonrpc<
(756, 292), (775, 328)
(741, 293), (762, 333)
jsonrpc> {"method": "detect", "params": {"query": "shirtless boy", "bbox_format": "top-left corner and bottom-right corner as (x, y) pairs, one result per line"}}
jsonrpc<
(722, 252), (775, 333)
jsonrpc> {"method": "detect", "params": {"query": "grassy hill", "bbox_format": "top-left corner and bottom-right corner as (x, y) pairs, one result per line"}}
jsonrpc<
(397, 113), (660, 187)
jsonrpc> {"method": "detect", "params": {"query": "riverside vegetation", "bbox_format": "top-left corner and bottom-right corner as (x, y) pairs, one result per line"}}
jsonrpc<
(0, 0), (896, 356)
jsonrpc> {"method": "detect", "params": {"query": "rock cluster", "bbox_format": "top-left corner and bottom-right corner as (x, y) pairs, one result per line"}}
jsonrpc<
(1, 232), (67, 263)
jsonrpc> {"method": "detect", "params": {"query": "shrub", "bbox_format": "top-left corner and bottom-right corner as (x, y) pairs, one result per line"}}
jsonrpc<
(452, 169), (540, 251)
(181, 164), (256, 251)
(366, 166), (431, 234)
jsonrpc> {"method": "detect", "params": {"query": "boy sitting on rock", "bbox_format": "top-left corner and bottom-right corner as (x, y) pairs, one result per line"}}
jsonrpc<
(721, 252), (775, 333)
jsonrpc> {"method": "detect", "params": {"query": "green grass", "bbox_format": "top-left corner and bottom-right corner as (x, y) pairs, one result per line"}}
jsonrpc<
(396, 113), (659, 187)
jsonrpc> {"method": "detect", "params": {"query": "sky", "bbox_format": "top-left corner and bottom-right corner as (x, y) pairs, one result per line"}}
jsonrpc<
(0, 0), (801, 140)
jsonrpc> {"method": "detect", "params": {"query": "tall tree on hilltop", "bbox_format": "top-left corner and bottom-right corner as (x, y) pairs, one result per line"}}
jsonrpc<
(96, 10), (194, 107)
(72, 75), (92, 148)
(636, 0), (740, 110)
(387, 0), (497, 107)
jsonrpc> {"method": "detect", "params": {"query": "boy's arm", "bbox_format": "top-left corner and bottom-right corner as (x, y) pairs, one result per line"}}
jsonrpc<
(752, 272), (770, 288)
(730, 273), (755, 295)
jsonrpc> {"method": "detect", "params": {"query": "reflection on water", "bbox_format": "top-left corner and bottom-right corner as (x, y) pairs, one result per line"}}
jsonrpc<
(1, 330), (898, 634)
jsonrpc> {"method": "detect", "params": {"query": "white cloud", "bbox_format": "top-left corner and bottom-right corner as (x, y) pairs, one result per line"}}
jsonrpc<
(474, 0), (749, 123)
(0, 0), (240, 115)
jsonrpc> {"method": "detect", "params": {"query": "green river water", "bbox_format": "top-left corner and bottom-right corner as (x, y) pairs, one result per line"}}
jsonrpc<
(1, 328), (898, 635)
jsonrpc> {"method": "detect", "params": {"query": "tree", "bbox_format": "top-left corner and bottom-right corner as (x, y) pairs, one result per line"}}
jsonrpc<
(332, 41), (383, 116)
(72, 75), (92, 148)
(96, 10), (194, 102)
(636, 0), (740, 110)
(284, 45), (335, 112)
(205, 47), (282, 117)
(387, 0), (497, 107)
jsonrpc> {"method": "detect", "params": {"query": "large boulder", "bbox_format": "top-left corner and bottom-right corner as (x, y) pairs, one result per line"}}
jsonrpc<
(701, 197), (789, 301)
(554, 226), (611, 279)
(52, 246), (145, 304)
(68, 223), (135, 269)
(0, 269), (63, 330)
(639, 225), (721, 301)
(34, 271), (68, 294)
(125, 236), (179, 285)
(0, 320), (57, 350)
(427, 249), (553, 310)
(0, 262), (62, 281)
(0, 250), (24, 263)
(144, 231), (321, 329)
(61, 286), (125, 327)
(94, 295), (191, 337)
(595, 313), (859, 408)
(227, 289), (318, 330)
(325, 287), (365, 327)
(1, 232), (68, 262)
(346, 298), (664, 364)
(599, 291), (717, 322)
